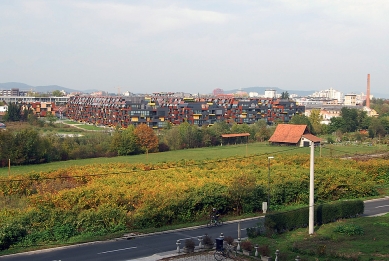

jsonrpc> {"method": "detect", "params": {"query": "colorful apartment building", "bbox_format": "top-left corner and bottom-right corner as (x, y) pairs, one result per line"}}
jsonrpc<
(66, 95), (305, 128)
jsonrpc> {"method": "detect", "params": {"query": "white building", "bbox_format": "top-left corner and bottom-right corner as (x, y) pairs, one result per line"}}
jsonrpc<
(248, 92), (259, 97)
(311, 88), (343, 103)
(264, 89), (276, 98)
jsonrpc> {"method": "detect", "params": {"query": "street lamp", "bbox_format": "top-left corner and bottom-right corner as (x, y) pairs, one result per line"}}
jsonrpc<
(267, 156), (274, 211)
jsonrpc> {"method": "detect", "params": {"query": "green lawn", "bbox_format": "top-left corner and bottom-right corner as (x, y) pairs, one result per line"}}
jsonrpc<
(57, 121), (108, 131)
(0, 142), (387, 176)
(61, 120), (81, 125)
(249, 213), (389, 260)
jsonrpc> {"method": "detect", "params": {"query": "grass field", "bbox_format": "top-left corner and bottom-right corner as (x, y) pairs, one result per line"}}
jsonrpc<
(249, 213), (389, 260)
(1, 142), (387, 176)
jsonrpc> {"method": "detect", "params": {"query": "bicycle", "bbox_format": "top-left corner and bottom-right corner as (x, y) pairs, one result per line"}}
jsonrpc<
(207, 215), (223, 227)
(214, 243), (236, 260)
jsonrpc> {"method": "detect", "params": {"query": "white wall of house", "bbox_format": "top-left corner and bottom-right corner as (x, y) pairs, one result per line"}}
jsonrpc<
(0, 105), (8, 112)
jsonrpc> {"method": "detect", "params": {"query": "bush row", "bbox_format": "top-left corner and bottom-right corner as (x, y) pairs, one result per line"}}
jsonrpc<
(264, 200), (364, 233)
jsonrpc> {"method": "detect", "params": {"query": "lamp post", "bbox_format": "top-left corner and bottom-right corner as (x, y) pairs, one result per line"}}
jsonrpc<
(267, 156), (274, 211)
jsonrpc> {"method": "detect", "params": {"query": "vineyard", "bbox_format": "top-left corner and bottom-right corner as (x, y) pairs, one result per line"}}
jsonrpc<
(1, 154), (389, 251)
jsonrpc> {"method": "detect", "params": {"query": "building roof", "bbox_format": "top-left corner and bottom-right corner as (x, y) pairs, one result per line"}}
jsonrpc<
(268, 124), (308, 143)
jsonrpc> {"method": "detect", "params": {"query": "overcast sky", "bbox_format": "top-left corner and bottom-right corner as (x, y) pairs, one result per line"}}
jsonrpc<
(1, 0), (388, 96)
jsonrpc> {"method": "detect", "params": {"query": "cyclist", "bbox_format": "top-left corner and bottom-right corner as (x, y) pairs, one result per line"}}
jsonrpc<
(210, 208), (220, 223)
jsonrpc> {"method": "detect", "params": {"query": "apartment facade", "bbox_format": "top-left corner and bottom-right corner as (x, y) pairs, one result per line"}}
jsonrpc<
(66, 95), (305, 128)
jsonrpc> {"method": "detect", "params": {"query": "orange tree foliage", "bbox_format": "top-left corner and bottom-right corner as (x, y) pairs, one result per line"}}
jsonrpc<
(0, 154), (385, 248)
(134, 124), (159, 153)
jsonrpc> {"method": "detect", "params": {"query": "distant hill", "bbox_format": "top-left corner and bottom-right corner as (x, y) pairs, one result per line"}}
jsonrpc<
(226, 86), (316, 97)
(0, 82), (79, 94)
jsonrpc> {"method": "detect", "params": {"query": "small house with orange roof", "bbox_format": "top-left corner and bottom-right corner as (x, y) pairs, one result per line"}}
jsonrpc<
(269, 124), (321, 147)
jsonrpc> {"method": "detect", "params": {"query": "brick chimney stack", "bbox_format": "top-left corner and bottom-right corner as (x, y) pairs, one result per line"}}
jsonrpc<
(366, 74), (370, 108)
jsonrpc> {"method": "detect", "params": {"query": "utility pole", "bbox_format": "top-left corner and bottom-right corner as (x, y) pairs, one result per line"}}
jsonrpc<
(309, 141), (315, 234)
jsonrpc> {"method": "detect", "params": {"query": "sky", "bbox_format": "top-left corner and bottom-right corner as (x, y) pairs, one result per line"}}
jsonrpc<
(1, 0), (389, 96)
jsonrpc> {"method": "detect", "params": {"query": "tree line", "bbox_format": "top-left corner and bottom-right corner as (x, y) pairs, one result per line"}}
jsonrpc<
(1, 99), (389, 167)
(290, 98), (389, 141)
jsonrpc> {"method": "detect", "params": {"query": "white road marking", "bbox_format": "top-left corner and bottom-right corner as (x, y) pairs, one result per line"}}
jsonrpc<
(375, 205), (389, 208)
(97, 247), (137, 254)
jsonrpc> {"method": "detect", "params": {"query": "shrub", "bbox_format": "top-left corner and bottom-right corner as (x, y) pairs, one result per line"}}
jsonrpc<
(334, 223), (364, 236)
(240, 240), (253, 251)
(247, 225), (262, 238)
(224, 235), (234, 245)
(184, 238), (195, 249)
(0, 223), (27, 250)
(53, 224), (77, 240)
(258, 244), (270, 256)
(202, 234), (213, 246)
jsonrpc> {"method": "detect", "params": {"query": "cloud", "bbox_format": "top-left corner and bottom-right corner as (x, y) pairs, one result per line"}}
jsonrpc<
(72, 2), (230, 35)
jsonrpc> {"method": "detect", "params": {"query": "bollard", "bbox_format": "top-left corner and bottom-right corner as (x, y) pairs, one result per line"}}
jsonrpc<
(220, 233), (224, 239)
(237, 238), (241, 251)
(295, 256), (300, 261)
(255, 244), (259, 257)
(198, 236), (203, 249)
(275, 250), (279, 261)
(176, 240), (181, 253)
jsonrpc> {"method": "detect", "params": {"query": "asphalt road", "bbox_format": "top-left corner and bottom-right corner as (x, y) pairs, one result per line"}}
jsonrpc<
(1, 198), (388, 261)
(362, 197), (389, 217)
(0, 218), (260, 261)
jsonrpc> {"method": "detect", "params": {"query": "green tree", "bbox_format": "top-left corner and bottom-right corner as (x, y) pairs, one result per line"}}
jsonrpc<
(0, 130), (13, 167)
(340, 107), (358, 132)
(327, 117), (345, 134)
(357, 110), (370, 130)
(46, 112), (57, 126)
(161, 126), (181, 150)
(52, 90), (63, 97)
(289, 114), (313, 133)
(178, 122), (202, 148)
(252, 120), (272, 142)
(10, 128), (47, 164)
(368, 117), (386, 138)
(110, 126), (139, 156)
(208, 121), (230, 145)
(380, 116), (389, 134)
(281, 91), (290, 99)
(308, 109), (323, 135)
(20, 107), (32, 122)
(4, 103), (21, 122)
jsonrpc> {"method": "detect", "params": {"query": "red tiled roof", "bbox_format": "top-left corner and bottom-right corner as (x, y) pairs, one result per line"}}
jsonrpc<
(268, 124), (308, 143)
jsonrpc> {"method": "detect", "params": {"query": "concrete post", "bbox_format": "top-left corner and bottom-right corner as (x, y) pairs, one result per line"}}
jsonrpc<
(198, 236), (203, 249)
(262, 202), (268, 214)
